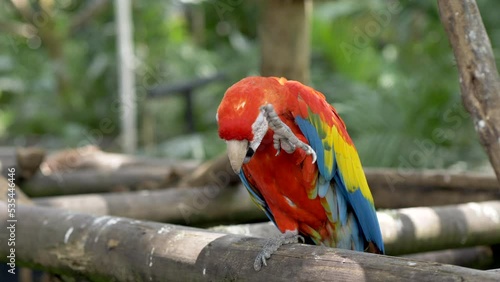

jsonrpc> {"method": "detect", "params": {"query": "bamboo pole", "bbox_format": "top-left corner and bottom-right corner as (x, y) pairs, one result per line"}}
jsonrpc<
(0, 203), (498, 281)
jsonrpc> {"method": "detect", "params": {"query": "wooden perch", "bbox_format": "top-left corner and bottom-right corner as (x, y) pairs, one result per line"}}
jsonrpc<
(183, 155), (499, 208)
(0, 203), (498, 281)
(212, 201), (500, 256)
(35, 182), (500, 256)
(39, 146), (199, 175)
(355, 201), (500, 255)
(34, 186), (263, 226)
(367, 168), (500, 209)
(180, 153), (239, 188)
(19, 146), (199, 196)
(403, 246), (494, 269)
(213, 221), (495, 268)
(0, 147), (45, 180)
(438, 0), (500, 182)
(0, 177), (33, 205)
(365, 168), (498, 190)
(23, 166), (178, 196)
(489, 269), (500, 273)
(23, 157), (199, 197)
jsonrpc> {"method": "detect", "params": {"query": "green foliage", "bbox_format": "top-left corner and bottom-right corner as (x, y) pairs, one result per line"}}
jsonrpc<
(1, 0), (498, 169)
(310, 0), (492, 169)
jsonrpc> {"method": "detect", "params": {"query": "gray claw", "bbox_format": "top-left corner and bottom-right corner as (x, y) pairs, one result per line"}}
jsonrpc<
(261, 104), (317, 163)
(253, 230), (302, 271)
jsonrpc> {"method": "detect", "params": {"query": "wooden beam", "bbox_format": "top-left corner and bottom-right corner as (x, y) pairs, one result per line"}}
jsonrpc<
(0, 147), (45, 180)
(0, 203), (498, 281)
(402, 246), (494, 269)
(215, 221), (497, 268)
(34, 185), (500, 256)
(215, 201), (500, 256)
(0, 177), (33, 205)
(34, 186), (263, 226)
(22, 150), (200, 196)
(438, 0), (500, 182)
(366, 168), (500, 209)
(23, 166), (180, 197)
(365, 168), (498, 190)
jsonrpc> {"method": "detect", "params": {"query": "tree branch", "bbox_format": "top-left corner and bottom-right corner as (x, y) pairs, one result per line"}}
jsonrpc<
(0, 203), (498, 281)
(438, 0), (500, 182)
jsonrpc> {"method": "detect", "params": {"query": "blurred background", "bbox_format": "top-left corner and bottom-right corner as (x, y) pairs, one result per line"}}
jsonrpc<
(1, 0), (499, 171)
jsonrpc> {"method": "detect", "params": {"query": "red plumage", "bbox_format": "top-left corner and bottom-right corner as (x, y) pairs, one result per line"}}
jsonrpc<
(217, 76), (384, 253)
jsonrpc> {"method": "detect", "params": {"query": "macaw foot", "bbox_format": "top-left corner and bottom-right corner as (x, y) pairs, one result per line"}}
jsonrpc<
(254, 230), (304, 271)
(260, 104), (317, 163)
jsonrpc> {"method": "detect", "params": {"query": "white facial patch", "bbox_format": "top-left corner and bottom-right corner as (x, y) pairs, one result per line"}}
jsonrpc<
(249, 110), (269, 152)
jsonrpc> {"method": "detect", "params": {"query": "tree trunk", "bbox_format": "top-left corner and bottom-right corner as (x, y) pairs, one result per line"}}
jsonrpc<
(259, 0), (311, 83)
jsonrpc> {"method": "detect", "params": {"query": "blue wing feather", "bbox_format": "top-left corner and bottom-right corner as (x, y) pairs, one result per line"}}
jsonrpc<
(295, 115), (385, 254)
(295, 117), (335, 181)
(334, 173), (385, 253)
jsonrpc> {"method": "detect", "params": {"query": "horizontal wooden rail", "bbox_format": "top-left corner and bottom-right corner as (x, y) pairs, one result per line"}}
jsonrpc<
(0, 203), (498, 281)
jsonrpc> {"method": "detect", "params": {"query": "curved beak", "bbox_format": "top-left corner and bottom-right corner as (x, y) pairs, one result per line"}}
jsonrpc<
(226, 140), (248, 174)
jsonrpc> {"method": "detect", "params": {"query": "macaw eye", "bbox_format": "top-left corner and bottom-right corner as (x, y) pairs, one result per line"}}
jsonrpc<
(243, 147), (255, 164)
(246, 148), (255, 158)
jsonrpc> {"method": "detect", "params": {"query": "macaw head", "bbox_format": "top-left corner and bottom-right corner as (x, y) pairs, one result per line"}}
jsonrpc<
(217, 76), (287, 174)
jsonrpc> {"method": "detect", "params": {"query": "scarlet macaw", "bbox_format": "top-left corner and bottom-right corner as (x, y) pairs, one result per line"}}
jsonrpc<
(217, 76), (384, 270)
